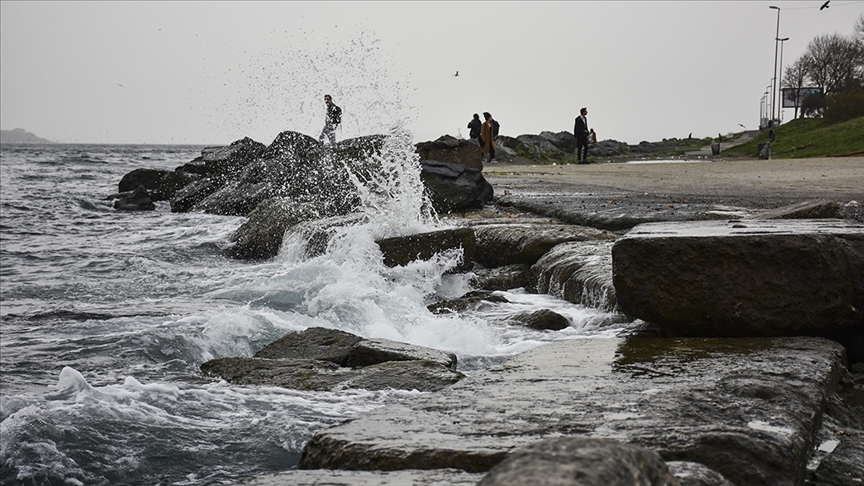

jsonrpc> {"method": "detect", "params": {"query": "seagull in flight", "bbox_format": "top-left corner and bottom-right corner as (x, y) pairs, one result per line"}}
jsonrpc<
(453, 71), (459, 77)
(820, 1), (829, 10)
(116, 83), (125, 88)
(738, 123), (746, 129)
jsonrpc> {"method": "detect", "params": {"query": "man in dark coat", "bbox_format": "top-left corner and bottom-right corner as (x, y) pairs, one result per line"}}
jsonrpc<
(319, 94), (342, 144)
(574, 107), (590, 164)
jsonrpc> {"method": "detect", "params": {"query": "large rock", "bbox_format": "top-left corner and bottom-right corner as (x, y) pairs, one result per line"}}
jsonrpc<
(415, 135), (482, 170)
(118, 168), (170, 193)
(427, 290), (510, 315)
(539, 131), (577, 154)
(228, 198), (351, 260)
(200, 357), (463, 392)
(113, 185), (155, 211)
(470, 264), (533, 291)
(532, 240), (617, 311)
(473, 223), (616, 268)
(345, 338), (457, 370)
(420, 160), (493, 212)
(612, 220), (864, 358)
(298, 336), (844, 486)
(477, 437), (677, 486)
(177, 137), (266, 180)
(510, 309), (570, 331)
(242, 468), (483, 486)
(759, 199), (848, 220)
(254, 327), (364, 366)
(376, 227), (476, 272)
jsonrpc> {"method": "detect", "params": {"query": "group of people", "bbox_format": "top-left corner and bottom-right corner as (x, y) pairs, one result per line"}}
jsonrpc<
(467, 112), (500, 162)
(470, 107), (596, 164)
(321, 95), (597, 165)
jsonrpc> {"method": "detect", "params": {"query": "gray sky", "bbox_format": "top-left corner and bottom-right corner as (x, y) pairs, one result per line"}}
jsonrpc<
(1, 1), (861, 145)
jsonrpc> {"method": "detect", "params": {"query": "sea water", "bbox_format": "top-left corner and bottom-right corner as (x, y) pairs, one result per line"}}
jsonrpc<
(0, 137), (624, 484)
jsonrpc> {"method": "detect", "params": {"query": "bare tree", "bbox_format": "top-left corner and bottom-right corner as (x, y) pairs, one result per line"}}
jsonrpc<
(805, 33), (864, 94)
(783, 56), (810, 119)
(855, 13), (864, 41)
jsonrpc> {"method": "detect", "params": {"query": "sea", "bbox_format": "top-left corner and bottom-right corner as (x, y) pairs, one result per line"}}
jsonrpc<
(0, 139), (625, 485)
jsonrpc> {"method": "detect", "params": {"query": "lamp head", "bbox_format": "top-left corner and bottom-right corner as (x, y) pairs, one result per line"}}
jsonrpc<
(769, 5), (779, 9)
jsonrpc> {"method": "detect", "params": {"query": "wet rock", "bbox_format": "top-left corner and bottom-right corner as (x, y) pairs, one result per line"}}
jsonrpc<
(158, 171), (200, 201)
(118, 168), (170, 194)
(477, 437), (677, 486)
(376, 227), (476, 272)
(228, 198), (349, 260)
(612, 220), (864, 347)
(532, 240), (617, 311)
(759, 199), (847, 220)
(415, 135), (482, 170)
(420, 160), (493, 212)
(470, 264), (533, 291)
(427, 290), (510, 315)
(345, 338), (457, 371)
(474, 223), (616, 268)
(177, 137), (266, 180)
(241, 468), (484, 486)
(511, 309), (570, 331)
(666, 462), (733, 486)
(299, 336), (844, 486)
(288, 213), (368, 258)
(201, 357), (463, 393)
(260, 130), (320, 162)
(192, 181), (274, 216)
(170, 177), (223, 213)
(254, 327), (363, 366)
(113, 185), (155, 211)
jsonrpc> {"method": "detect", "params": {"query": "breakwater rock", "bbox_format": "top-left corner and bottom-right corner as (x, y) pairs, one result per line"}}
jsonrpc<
(613, 219), (864, 363)
(297, 337), (844, 485)
(201, 327), (463, 393)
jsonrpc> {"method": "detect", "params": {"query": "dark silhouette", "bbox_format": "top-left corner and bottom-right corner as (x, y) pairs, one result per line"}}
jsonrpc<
(467, 114), (481, 140)
(820, 1), (830, 10)
(480, 112), (499, 162)
(319, 95), (342, 144)
(574, 107), (591, 164)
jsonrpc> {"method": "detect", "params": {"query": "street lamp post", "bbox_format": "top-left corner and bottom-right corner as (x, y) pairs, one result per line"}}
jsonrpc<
(777, 37), (790, 123)
(769, 6), (781, 125)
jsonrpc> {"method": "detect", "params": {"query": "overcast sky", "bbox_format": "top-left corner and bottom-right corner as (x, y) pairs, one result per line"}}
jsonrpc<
(1, 1), (861, 145)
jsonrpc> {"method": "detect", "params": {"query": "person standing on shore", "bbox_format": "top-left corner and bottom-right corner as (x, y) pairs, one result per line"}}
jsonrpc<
(319, 95), (342, 144)
(480, 112), (499, 162)
(574, 107), (591, 164)
(467, 113), (482, 141)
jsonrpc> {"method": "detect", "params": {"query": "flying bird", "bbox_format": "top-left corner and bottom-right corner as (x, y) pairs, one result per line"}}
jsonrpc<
(820, 1), (829, 10)
(738, 123), (746, 128)
(116, 83), (125, 88)
(453, 71), (459, 77)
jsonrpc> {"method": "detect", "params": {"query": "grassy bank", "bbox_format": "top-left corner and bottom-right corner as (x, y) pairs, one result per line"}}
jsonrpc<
(723, 116), (864, 159)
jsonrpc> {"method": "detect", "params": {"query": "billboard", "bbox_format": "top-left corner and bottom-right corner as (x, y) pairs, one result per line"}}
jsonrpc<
(782, 87), (823, 108)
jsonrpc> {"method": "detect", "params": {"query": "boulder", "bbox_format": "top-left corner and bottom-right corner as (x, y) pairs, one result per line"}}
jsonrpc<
(474, 223), (617, 268)
(511, 309), (570, 331)
(299, 336), (845, 485)
(539, 131), (577, 154)
(514, 134), (564, 157)
(420, 160), (493, 212)
(261, 130), (320, 162)
(157, 171), (200, 201)
(118, 168), (170, 193)
(177, 137), (266, 180)
(288, 213), (368, 259)
(612, 220), (864, 351)
(200, 357), (463, 392)
(113, 185), (155, 211)
(345, 338), (457, 370)
(254, 327), (363, 366)
(470, 264), (533, 291)
(228, 198), (351, 260)
(241, 468), (483, 486)
(192, 181), (274, 216)
(532, 240), (617, 311)
(759, 199), (848, 220)
(376, 227), (476, 272)
(427, 290), (510, 315)
(170, 177), (224, 213)
(477, 437), (677, 486)
(415, 135), (483, 170)
(666, 461), (734, 486)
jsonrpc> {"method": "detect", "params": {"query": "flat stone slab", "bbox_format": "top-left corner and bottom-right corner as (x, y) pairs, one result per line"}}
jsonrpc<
(300, 336), (844, 486)
(241, 468), (483, 485)
(612, 219), (864, 339)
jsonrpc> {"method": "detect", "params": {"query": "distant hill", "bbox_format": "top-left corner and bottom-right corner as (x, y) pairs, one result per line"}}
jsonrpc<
(0, 128), (54, 144)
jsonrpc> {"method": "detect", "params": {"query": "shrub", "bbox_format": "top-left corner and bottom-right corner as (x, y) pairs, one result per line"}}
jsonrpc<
(824, 89), (864, 124)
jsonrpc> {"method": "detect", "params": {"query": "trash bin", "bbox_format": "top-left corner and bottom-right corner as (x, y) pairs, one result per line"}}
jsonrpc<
(758, 143), (771, 160)
(711, 143), (721, 156)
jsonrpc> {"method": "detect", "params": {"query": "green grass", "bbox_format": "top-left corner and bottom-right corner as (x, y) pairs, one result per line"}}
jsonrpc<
(724, 116), (864, 159)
